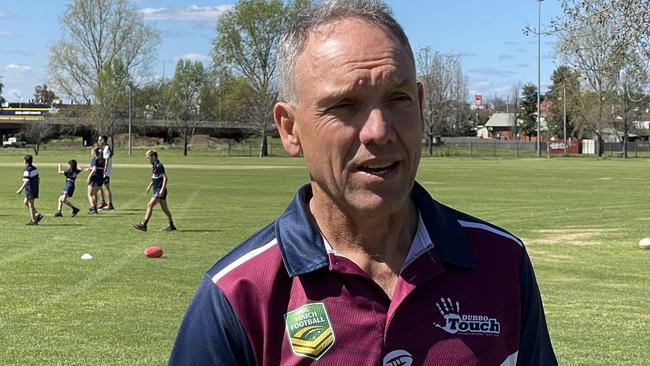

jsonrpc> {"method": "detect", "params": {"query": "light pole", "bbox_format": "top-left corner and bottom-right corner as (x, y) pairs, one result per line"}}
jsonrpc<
(563, 78), (567, 156)
(128, 83), (133, 157)
(536, 0), (543, 157)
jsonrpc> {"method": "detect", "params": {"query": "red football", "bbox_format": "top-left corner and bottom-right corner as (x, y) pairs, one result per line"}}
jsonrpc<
(144, 245), (163, 258)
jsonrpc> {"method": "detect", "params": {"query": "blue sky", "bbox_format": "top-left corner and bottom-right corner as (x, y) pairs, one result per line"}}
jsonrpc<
(0, 0), (563, 104)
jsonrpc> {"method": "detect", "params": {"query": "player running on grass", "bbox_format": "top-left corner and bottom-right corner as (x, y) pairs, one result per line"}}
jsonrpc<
(16, 154), (43, 226)
(54, 160), (81, 218)
(133, 150), (176, 232)
(86, 147), (105, 215)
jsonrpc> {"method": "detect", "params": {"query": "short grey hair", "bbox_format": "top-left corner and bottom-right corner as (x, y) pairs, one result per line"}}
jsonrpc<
(276, 0), (414, 105)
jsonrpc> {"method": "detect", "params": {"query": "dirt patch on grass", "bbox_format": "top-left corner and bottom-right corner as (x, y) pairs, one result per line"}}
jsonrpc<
(524, 227), (621, 246)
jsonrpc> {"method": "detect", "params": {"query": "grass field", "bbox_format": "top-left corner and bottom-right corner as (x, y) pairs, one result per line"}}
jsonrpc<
(1, 147), (649, 365)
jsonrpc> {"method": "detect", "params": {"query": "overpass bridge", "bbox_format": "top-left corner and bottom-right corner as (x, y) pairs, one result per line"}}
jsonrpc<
(0, 116), (270, 142)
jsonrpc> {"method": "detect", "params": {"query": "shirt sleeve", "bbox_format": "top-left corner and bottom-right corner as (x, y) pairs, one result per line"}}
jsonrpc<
(517, 249), (558, 365)
(168, 275), (255, 366)
(23, 169), (29, 181)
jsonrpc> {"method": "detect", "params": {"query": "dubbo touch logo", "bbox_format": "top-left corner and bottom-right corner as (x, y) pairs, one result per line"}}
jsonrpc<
(284, 302), (335, 360)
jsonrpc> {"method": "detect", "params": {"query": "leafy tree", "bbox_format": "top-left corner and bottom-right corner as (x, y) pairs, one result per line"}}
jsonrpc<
(94, 58), (129, 145)
(212, 0), (309, 157)
(34, 84), (58, 105)
(165, 60), (207, 156)
(520, 83), (539, 139)
(49, 0), (159, 105)
(546, 66), (580, 140)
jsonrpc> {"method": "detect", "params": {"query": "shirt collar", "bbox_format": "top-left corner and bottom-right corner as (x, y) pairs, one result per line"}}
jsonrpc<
(275, 182), (477, 277)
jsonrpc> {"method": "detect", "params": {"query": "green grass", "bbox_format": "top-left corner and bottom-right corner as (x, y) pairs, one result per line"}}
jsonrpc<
(1, 149), (649, 365)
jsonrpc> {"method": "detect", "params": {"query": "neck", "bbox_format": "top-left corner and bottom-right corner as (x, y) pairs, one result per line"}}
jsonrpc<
(308, 184), (418, 283)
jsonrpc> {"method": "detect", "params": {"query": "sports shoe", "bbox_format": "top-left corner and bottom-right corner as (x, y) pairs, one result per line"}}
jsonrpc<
(88, 209), (98, 215)
(133, 223), (147, 231)
(35, 213), (44, 223)
(107, 204), (115, 211)
(26, 220), (38, 226)
(71, 207), (80, 217)
(53, 211), (63, 217)
(98, 203), (108, 210)
(163, 224), (177, 232)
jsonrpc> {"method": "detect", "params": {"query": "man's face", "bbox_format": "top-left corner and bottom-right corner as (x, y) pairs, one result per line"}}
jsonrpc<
(289, 18), (423, 215)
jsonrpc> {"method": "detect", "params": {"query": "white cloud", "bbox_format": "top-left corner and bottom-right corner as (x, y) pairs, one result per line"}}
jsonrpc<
(5, 64), (33, 72)
(140, 4), (233, 22)
(0, 12), (9, 18)
(174, 53), (210, 63)
(0, 30), (14, 37)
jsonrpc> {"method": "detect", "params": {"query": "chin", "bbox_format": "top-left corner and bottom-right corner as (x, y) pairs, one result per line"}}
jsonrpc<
(345, 189), (410, 216)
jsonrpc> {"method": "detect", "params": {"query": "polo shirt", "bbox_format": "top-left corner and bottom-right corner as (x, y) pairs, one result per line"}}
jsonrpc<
(151, 161), (165, 192)
(169, 182), (557, 366)
(22, 164), (39, 197)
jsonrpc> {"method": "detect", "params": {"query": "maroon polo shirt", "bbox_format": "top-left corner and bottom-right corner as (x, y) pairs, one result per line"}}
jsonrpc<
(169, 182), (557, 365)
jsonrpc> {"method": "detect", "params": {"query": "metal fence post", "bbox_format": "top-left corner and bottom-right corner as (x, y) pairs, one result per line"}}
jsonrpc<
(494, 141), (497, 157)
(470, 141), (473, 157)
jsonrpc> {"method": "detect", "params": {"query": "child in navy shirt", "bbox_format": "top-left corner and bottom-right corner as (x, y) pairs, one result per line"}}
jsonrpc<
(54, 160), (82, 217)
(16, 155), (44, 225)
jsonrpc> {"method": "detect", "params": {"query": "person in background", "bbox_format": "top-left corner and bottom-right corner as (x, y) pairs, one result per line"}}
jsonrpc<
(97, 135), (115, 211)
(86, 146), (105, 215)
(16, 154), (44, 226)
(133, 150), (176, 232)
(54, 160), (82, 218)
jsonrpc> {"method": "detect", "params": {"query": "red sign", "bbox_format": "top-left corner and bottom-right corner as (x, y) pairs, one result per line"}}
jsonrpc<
(474, 94), (482, 106)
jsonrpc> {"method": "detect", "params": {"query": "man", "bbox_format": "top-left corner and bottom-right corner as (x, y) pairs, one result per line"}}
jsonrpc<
(97, 135), (115, 210)
(169, 1), (557, 365)
(16, 154), (44, 226)
(133, 150), (176, 232)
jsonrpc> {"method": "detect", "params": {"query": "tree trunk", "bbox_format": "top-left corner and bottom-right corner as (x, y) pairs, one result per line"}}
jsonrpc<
(183, 132), (188, 156)
(259, 130), (268, 157)
(428, 133), (433, 156)
(33, 144), (40, 156)
(623, 117), (628, 159)
(596, 134), (604, 157)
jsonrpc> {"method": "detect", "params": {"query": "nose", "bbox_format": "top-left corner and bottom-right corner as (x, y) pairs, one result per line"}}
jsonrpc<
(359, 107), (395, 146)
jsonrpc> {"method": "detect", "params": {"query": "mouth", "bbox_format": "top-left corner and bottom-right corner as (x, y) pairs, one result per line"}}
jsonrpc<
(357, 161), (399, 178)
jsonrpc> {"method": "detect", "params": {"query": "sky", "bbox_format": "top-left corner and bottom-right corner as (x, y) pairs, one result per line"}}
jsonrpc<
(0, 0), (564, 104)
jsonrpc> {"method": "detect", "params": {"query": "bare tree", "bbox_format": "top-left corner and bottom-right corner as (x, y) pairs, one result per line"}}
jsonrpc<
(553, 0), (650, 156)
(416, 47), (469, 154)
(510, 82), (522, 139)
(93, 58), (129, 145)
(49, 0), (159, 104)
(21, 122), (54, 155)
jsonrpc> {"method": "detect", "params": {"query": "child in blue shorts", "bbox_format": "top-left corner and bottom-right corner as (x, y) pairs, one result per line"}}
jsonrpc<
(133, 150), (176, 231)
(54, 160), (82, 217)
(16, 155), (44, 225)
(86, 147), (105, 214)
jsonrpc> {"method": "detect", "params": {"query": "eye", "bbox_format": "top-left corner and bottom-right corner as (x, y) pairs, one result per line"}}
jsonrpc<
(324, 98), (358, 115)
(390, 93), (413, 103)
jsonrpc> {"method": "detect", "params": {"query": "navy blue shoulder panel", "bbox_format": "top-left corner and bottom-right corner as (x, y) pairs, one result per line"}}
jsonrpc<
(517, 250), (558, 365)
(169, 275), (256, 366)
(206, 222), (277, 278)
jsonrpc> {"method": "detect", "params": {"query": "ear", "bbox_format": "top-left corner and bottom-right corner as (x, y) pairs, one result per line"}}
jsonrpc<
(274, 102), (302, 156)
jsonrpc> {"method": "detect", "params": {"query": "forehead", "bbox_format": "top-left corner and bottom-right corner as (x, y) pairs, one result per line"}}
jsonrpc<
(296, 18), (414, 96)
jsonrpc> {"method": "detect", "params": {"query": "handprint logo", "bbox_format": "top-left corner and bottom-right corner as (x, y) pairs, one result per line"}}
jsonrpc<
(434, 297), (461, 334)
